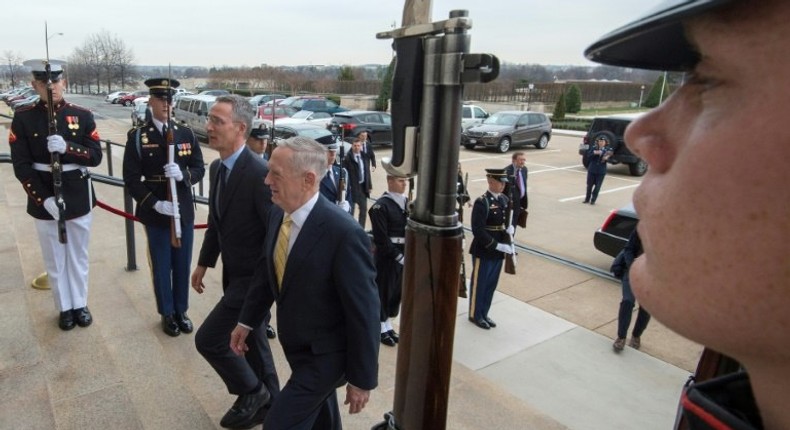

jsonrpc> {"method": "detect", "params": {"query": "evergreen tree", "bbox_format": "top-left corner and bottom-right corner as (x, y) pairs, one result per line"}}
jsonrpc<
(337, 66), (355, 81)
(376, 57), (395, 112)
(565, 84), (582, 113)
(644, 74), (668, 108)
(553, 93), (567, 120)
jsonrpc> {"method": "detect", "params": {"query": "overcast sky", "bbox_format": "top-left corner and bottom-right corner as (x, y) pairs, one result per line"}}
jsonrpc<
(8, 0), (657, 68)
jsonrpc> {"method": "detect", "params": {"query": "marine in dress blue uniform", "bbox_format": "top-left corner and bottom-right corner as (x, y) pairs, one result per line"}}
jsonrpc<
(9, 61), (103, 330)
(468, 168), (513, 330)
(122, 78), (205, 336)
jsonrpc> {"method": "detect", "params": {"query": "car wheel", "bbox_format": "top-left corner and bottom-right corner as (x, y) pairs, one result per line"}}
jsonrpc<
(123, 100), (131, 107)
(463, 143), (476, 151)
(497, 137), (511, 153)
(629, 158), (648, 176)
(534, 134), (549, 149)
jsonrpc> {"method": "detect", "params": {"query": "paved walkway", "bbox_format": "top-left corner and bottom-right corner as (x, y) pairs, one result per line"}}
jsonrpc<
(0, 111), (701, 429)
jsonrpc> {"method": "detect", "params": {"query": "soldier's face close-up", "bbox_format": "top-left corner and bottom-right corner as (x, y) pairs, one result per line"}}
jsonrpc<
(624, 1), (790, 360)
(32, 78), (65, 104)
(147, 95), (171, 122)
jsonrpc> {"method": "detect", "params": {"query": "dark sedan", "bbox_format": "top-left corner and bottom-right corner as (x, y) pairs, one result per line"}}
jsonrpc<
(327, 110), (392, 146)
(594, 203), (638, 257)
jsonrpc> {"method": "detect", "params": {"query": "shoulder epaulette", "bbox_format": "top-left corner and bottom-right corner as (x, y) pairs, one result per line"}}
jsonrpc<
(64, 102), (91, 112)
(14, 104), (36, 113)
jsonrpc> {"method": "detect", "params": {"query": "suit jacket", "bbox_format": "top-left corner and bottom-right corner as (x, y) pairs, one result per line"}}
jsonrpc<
(123, 120), (205, 227)
(197, 147), (272, 308)
(239, 195), (380, 390)
(504, 164), (528, 210)
(344, 151), (372, 198)
(10, 100), (103, 220)
(319, 164), (352, 206)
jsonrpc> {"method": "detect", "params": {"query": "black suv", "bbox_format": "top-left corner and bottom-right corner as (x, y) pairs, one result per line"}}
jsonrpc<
(578, 115), (647, 176)
(327, 111), (392, 146)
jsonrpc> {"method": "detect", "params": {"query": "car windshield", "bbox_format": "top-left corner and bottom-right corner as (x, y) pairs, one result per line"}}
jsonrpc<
(483, 113), (519, 126)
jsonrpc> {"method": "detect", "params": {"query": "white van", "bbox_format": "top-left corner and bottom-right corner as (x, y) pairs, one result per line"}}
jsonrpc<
(173, 94), (217, 139)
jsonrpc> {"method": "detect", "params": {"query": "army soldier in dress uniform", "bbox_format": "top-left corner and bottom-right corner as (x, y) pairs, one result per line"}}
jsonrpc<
(9, 60), (103, 331)
(468, 168), (515, 330)
(245, 124), (270, 161)
(319, 141), (352, 212)
(369, 175), (408, 346)
(122, 78), (205, 337)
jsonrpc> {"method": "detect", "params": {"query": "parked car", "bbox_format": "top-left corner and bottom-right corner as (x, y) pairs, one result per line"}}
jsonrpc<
(578, 114), (647, 177)
(594, 203), (638, 257)
(105, 91), (130, 104)
(199, 89), (230, 96)
(280, 96), (347, 114)
(118, 90), (149, 107)
(131, 101), (150, 127)
(272, 123), (335, 146)
(173, 94), (217, 139)
(1, 87), (32, 102)
(462, 104), (489, 130)
(4, 87), (36, 106)
(327, 110), (393, 146)
(11, 95), (40, 111)
(461, 111), (552, 153)
(256, 105), (297, 122)
(133, 96), (150, 107)
(249, 93), (287, 107)
(275, 110), (332, 127)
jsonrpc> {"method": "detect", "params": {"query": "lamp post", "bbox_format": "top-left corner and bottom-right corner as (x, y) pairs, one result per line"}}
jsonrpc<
(638, 84), (645, 107)
(527, 83), (534, 111)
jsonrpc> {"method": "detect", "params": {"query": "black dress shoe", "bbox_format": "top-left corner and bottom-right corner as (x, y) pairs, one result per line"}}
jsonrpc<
(162, 315), (181, 337)
(73, 307), (92, 327)
(387, 330), (399, 343)
(380, 332), (396, 347)
(484, 317), (497, 328)
(469, 317), (490, 330)
(220, 385), (271, 429)
(265, 324), (276, 339)
(59, 311), (76, 331)
(175, 312), (193, 333)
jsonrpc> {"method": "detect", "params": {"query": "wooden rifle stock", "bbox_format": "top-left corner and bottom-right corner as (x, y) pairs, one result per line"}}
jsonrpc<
(44, 62), (67, 244)
(457, 171), (469, 297)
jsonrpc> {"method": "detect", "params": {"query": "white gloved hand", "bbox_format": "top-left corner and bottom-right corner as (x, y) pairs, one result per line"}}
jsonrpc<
(339, 200), (350, 212)
(163, 162), (184, 181)
(154, 200), (176, 216)
(506, 225), (515, 236)
(495, 242), (515, 255)
(396, 254), (405, 266)
(47, 135), (67, 154)
(43, 197), (60, 220)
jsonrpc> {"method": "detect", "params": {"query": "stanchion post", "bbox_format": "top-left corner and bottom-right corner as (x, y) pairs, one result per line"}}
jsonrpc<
(123, 189), (137, 271)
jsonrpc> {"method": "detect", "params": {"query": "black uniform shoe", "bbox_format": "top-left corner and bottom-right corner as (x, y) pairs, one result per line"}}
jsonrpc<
(59, 311), (76, 331)
(162, 315), (181, 337)
(175, 312), (193, 333)
(484, 317), (497, 328)
(73, 307), (93, 327)
(380, 332), (396, 347)
(387, 330), (399, 343)
(265, 325), (276, 339)
(469, 317), (490, 330)
(220, 385), (271, 429)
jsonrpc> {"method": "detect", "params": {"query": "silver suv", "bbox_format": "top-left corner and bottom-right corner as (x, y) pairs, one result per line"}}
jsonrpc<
(461, 111), (551, 153)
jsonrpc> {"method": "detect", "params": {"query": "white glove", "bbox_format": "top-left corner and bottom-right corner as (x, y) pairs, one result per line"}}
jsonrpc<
(495, 242), (515, 255)
(163, 162), (184, 181)
(154, 200), (176, 216)
(339, 200), (350, 212)
(47, 135), (67, 154)
(396, 254), (405, 266)
(44, 197), (60, 220)
(506, 225), (515, 236)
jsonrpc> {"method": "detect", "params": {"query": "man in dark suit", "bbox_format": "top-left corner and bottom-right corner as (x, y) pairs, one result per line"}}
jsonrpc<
(190, 95), (279, 429)
(503, 152), (528, 232)
(123, 78), (205, 337)
(344, 138), (373, 226)
(230, 136), (380, 429)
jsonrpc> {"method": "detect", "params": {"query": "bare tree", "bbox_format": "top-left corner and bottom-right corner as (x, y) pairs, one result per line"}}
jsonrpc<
(2, 50), (26, 88)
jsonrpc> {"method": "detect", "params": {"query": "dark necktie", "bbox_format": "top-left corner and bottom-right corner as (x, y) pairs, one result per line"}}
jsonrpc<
(215, 163), (227, 218)
(356, 155), (363, 182)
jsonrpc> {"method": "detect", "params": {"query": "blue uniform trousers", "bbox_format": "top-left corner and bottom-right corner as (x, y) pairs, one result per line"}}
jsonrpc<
(145, 224), (193, 316)
(469, 256), (503, 321)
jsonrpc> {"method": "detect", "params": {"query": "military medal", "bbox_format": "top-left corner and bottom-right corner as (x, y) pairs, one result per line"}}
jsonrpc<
(142, 133), (149, 144)
(66, 116), (79, 130)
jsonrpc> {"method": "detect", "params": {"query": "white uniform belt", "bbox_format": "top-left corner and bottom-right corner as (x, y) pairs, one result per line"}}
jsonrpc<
(33, 162), (81, 172)
(390, 237), (405, 244)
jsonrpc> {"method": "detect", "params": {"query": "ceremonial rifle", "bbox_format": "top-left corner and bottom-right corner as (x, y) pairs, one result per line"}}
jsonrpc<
(504, 173), (516, 275)
(372, 1), (498, 428)
(43, 23), (67, 243)
(457, 170), (469, 297)
(165, 66), (182, 248)
(336, 133), (346, 205)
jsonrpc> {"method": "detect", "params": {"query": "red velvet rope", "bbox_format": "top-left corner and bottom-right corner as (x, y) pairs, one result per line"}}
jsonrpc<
(95, 199), (208, 229)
